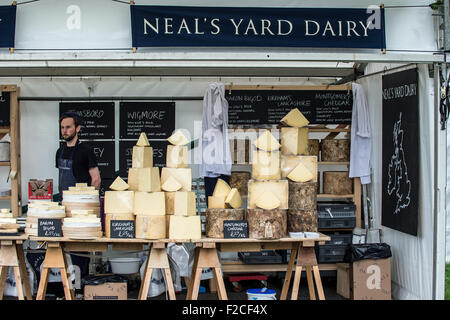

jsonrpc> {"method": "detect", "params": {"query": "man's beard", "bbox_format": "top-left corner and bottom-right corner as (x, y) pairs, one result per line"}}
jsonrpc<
(63, 132), (77, 142)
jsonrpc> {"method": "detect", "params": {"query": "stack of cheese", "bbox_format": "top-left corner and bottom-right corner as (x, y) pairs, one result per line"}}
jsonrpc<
(0, 209), (19, 235)
(163, 130), (201, 240)
(279, 108), (319, 234)
(62, 209), (102, 239)
(125, 133), (165, 239)
(205, 179), (244, 238)
(247, 129), (288, 239)
(104, 176), (135, 238)
(62, 183), (100, 217)
(25, 202), (66, 236)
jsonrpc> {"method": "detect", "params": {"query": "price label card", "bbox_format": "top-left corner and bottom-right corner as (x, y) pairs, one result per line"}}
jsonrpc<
(110, 220), (135, 239)
(223, 220), (248, 239)
(38, 218), (63, 237)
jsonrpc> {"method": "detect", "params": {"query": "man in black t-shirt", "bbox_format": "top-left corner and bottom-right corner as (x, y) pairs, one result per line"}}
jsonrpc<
(55, 112), (101, 198)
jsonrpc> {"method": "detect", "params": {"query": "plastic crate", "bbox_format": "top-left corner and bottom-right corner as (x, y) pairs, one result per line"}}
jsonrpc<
(317, 245), (347, 263)
(325, 233), (353, 245)
(317, 203), (356, 230)
(238, 251), (282, 264)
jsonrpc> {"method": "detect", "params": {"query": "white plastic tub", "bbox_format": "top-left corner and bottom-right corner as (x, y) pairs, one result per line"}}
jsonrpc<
(246, 288), (276, 300)
(109, 257), (141, 274)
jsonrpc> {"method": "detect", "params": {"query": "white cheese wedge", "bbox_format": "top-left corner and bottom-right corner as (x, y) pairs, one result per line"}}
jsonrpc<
(253, 130), (280, 151)
(168, 130), (189, 146)
(280, 108), (309, 127)
(212, 178), (231, 197)
(208, 196), (227, 209)
(248, 180), (288, 209)
(161, 168), (191, 191)
(109, 176), (129, 191)
(161, 176), (182, 192)
(287, 162), (314, 182)
(225, 188), (242, 209)
(255, 190), (281, 210)
(136, 132), (150, 147)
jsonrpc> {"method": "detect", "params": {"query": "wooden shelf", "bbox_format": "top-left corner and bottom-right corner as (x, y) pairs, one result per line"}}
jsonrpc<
(221, 261), (337, 273)
(318, 161), (349, 165)
(0, 196), (11, 200)
(0, 129), (10, 134)
(308, 128), (350, 133)
(0, 162), (10, 166)
(317, 194), (354, 199)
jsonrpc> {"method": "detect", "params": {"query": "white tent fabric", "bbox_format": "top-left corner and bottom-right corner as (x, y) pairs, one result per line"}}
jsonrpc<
(358, 64), (435, 300)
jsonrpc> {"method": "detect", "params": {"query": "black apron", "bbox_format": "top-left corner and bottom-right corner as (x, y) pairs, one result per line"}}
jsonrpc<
(58, 140), (79, 201)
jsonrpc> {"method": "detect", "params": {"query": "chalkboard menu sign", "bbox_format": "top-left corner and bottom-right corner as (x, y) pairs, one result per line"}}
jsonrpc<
(224, 220), (248, 239)
(119, 102), (175, 139)
(110, 220), (135, 239)
(382, 69), (419, 236)
(225, 90), (352, 125)
(119, 140), (168, 178)
(83, 141), (115, 179)
(38, 218), (63, 237)
(99, 178), (114, 197)
(0, 91), (10, 126)
(59, 102), (115, 139)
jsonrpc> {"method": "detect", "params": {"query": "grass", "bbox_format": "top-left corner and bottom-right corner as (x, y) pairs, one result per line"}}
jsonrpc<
(446, 264), (450, 300)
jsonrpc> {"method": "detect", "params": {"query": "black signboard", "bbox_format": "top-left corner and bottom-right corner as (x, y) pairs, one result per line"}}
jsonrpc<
(119, 102), (175, 139)
(38, 218), (63, 237)
(225, 90), (352, 125)
(59, 102), (115, 139)
(83, 141), (116, 179)
(223, 220), (248, 239)
(119, 140), (168, 178)
(100, 178), (114, 197)
(110, 220), (135, 239)
(0, 91), (10, 126)
(381, 68), (419, 236)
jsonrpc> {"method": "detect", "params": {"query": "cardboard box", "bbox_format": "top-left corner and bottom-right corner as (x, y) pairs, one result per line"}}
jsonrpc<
(28, 179), (53, 200)
(352, 258), (391, 300)
(84, 282), (127, 300)
(336, 263), (351, 299)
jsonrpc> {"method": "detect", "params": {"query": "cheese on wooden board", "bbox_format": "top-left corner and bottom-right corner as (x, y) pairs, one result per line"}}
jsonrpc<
(281, 127), (309, 155)
(136, 132), (150, 147)
(161, 168), (191, 191)
(64, 216), (100, 223)
(105, 191), (134, 214)
(109, 176), (129, 191)
(168, 130), (189, 146)
(253, 130), (280, 151)
(280, 108), (309, 127)
(161, 175), (182, 192)
(166, 145), (189, 168)
(208, 196), (227, 209)
(169, 215), (201, 240)
(255, 190), (281, 210)
(132, 146), (154, 168)
(252, 150), (281, 180)
(135, 215), (166, 239)
(134, 192), (165, 215)
(128, 167), (161, 192)
(0, 208), (11, 213)
(248, 180), (289, 209)
(69, 186), (95, 191)
(212, 178), (231, 197)
(105, 213), (135, 238)
(0, 212), (13, 218)
(287, 162), (314, 182)
(76, 183), (88, 187)
(225, 188), (242, 209)
(280, 155), (318, 181)
(63, 190), (99, 195)
(71, 209), (94, 216)
(165, 191), (196, 216)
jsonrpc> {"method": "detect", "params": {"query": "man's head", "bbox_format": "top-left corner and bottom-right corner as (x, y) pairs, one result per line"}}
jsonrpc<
(60, 112), (82, 142)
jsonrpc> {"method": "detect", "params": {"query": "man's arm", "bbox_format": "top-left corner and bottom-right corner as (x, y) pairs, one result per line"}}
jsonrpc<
(89, 167), (101, 190)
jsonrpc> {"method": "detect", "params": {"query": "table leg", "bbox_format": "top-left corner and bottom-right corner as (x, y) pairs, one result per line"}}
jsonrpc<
(163, 268), (176, 300)
(13, 266), (24, 300)
(16, 244), (32, 300)
(306, 266), (316, 300)
(0, 266), (8, 299)
(213, 267), (227, 300)
(36, 268), (49, 300)
(313, 266), (325, 300)
(280, 245), (298, 300)
(186, 247), (200, 300)
(138, 251), (151, 300)
(290, 265), (303, 300)
(36, 243), (67, 301)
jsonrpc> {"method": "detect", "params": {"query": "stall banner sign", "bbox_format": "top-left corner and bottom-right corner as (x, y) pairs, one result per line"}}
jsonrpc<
(59, 102), (115, 139)
(0, 5), (16, 48)
(82, 141), (116, 179)
(0, 91), (10, 126)
(131, 5), (385, 49)
(119, 102), (175, 139)
(381, 68), (419, 237)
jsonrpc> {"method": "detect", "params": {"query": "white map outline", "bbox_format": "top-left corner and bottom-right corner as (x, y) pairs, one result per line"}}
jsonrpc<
(387, 112), (411, 214)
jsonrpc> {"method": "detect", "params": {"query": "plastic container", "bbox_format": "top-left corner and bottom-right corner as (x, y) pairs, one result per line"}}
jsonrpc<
(247, 288), (276, 300)
(109, 257), (141, 274)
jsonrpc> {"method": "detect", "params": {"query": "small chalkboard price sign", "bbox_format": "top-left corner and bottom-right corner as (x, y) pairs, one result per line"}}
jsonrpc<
(38, 219), (63, 237)
(223, 220), (248, 239)
(110, 220), (135, 239)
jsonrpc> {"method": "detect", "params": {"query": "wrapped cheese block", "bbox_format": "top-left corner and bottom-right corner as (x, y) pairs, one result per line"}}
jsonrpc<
(288, 181), (317, 211)
(323, 172), (353, 195)
(63, 215), (102, 239)
(281, 155), (317, 181)
(205, 208), (245, 238)
(321, 139), (350, 162)
(62, 188), (100, 217)
(247, 180), (288, 209)
(230, 171), (250, 196)
(287, 209), (318, 232)
(135, 215), (166, 239)
(25, 202), (66, 236)
(308, 139), (320, 159)
(247, 209), (287, 239)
